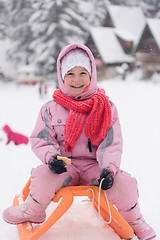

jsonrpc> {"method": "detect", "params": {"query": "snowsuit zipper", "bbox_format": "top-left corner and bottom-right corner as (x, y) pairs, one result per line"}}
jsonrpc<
(88, 139), (92, 152)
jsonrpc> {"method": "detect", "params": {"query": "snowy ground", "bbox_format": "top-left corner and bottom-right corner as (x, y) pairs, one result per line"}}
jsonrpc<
(0, 73), (160, 239)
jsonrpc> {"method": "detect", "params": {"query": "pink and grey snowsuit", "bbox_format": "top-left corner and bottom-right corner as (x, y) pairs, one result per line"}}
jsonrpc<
(30, 43), (138, 214)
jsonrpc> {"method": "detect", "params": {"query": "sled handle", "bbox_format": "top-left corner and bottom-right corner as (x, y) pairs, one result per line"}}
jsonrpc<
(57, 155), (71, 165)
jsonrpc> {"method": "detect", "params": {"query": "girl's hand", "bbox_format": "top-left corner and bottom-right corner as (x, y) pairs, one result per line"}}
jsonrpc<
(98, 168), (113, 190)
(48, 154), (67, 174)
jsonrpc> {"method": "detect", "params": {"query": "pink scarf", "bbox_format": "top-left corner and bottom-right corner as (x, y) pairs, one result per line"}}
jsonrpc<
(53, 89), (112, 152)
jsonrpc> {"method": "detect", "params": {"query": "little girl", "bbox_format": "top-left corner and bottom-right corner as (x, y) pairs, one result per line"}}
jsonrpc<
(3, 43), (156, 240)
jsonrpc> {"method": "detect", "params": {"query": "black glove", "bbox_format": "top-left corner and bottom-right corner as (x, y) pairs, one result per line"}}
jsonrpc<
(48, 154), (67, 174)
(98, 168), (113, 190)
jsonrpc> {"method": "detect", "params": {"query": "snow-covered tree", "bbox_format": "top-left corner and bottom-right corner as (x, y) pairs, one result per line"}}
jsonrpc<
(141, 0), (160, 17)
(78, 0), (107, 26)
(0, 1), (8, 38)
(29, 0), (88, 74)
(6, 0), (34, 65)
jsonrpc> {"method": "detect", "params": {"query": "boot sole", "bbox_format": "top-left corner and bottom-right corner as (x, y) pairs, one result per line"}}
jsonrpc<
(3, 214), (46, 225)
(139, 232), (156, 240)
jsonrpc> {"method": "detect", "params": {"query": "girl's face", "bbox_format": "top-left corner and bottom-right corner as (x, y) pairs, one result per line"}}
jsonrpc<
(64, 66), (90, 95)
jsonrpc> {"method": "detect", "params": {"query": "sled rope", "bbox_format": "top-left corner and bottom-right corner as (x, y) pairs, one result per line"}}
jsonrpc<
(98, 178), (112, 239)
(85, 179), (112, 225)
(85, 179), (112, 239)
(98, 178), (112, 224)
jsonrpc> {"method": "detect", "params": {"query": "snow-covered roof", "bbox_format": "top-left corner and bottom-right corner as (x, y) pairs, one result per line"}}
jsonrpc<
(89, 27), (134, 64)
(106, 5), (146, 45)
(114, 28), (135, 42)
(147, 18), (160, 49)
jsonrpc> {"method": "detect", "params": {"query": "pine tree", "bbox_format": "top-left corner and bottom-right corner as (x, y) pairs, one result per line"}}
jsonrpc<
(6, 0), (34, 64)
(141, 0), (160, 17)
(79, 0), (107, 26)
(29, 0), (88, 75)
(0, 0), (8, 38)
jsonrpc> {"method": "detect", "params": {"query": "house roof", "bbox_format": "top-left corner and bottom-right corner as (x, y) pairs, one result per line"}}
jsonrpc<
(114, 28), (135, 42)
(89, 27), (134, 64)
(133, 18), (160, 53)
(105, 5), (146, 45)
(147, 18), (160, 49)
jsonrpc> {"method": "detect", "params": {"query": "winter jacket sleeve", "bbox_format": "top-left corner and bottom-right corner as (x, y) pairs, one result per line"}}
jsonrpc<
(30, 101), (61, 164)
(96, 102), (123, 176)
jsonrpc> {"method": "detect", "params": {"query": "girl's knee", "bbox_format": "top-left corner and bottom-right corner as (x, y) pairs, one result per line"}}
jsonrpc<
(115, 170), (138, 193)
(29, 164), (77, 204)
(107, 170), (139, 210)
(30, 165), (56, 204)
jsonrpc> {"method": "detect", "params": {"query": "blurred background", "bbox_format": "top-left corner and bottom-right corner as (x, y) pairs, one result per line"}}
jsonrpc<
(0, 0), (160, 85)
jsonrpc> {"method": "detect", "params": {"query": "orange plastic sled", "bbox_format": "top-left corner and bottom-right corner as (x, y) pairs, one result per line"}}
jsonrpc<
(13, 177), (134, 240)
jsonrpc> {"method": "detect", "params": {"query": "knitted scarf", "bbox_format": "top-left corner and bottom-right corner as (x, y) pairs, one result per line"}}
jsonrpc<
(53, 89), (112, 152)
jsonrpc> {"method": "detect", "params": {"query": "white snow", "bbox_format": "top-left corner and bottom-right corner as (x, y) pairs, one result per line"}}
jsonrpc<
(114, 28), (136, 42)
(90, 27), (134, 64)
(0, 73), (160, 239)
(106, 5), (146, 45)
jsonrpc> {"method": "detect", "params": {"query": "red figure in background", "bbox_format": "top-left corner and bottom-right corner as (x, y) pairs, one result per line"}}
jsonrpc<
(3, 125), (29, 145)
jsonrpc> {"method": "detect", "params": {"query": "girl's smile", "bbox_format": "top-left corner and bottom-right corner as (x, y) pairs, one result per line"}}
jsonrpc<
(64, 66), (90, 95)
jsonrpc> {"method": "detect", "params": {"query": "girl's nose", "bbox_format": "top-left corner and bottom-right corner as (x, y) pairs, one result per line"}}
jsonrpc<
(73, 75), (80, 82)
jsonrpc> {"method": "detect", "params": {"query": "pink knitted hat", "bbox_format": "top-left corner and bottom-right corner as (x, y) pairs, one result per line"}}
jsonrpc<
(61, 48), (92, 80)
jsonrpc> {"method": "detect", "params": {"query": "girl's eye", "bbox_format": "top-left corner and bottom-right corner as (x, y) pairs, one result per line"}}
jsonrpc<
(67, 72), (73, 76)
(81, 72), (87, 75)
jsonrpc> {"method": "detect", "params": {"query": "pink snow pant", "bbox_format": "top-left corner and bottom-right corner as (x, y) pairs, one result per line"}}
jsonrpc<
(30, 159), (138, 211)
